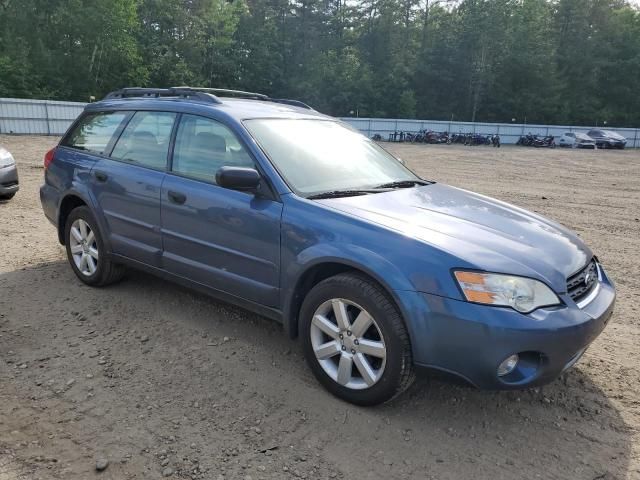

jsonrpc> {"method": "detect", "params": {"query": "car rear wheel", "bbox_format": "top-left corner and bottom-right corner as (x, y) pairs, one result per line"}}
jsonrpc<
(300, 273), (414, 406)
(64, 206), (126, 286)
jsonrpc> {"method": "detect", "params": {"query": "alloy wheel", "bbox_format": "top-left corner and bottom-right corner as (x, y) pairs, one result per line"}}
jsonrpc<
(310, 298), (387, 390)
(69, 219), (99, 276)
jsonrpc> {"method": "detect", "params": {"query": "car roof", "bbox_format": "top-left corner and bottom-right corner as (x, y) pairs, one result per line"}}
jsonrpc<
(86, 96), (329, 122)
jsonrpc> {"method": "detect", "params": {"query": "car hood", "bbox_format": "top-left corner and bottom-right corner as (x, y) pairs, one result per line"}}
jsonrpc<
(0, 146), (16, 168)
(317, 183), (592, 290)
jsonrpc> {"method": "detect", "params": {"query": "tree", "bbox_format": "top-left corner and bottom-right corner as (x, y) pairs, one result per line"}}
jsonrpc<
(1, 0), (640, 126)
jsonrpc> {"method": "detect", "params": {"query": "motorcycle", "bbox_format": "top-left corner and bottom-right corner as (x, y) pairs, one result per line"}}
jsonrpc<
(450, 133), (467, 144)
(533, 135), (555, 148)
(413, 130), (426, 143)
(516, 134), (536, 147)
(466, 133), (491, 146)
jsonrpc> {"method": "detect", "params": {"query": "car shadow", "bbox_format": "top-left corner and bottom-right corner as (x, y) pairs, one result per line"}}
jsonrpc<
(0, 261), (633, 479)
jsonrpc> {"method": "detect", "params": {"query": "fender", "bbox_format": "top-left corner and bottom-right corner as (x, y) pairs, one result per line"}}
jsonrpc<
(57, 178), (113, 255)
(281, 242), (415, 338)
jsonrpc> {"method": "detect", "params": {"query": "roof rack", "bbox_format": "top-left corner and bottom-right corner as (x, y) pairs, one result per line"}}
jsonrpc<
(103, 87), (221, 104)
(173, 87), (270, 101)
(103, 86), (314, 110)
(174, 87), (313, 109)
(270, 98), (313, 110)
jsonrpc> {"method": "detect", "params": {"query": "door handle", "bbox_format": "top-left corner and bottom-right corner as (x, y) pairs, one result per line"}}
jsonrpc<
(168, 190), (186, 205)
(94, 171), (108, 182)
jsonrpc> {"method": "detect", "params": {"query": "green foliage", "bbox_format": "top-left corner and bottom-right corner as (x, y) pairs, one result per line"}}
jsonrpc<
(0, 0), (639, 125)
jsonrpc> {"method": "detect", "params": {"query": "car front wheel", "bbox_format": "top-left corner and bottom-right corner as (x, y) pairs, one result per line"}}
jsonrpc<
(300, 273), (415, 406)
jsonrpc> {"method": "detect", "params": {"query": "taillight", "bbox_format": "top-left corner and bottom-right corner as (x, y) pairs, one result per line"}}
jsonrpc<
(44, 147), (56, 170)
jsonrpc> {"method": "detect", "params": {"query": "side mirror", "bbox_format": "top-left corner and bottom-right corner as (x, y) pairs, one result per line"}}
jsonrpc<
(216, 166), (261, 192)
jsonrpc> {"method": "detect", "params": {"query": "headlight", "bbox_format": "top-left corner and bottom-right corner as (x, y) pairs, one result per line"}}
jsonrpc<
(0, 149), (15, 168)
(454, 271), (560, 313)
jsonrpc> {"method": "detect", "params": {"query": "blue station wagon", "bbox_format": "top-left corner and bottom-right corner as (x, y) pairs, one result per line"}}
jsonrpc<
(40, 87), (616, 405)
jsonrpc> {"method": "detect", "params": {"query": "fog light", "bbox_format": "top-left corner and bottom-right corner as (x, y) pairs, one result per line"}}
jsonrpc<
(497, 354), (519, 377)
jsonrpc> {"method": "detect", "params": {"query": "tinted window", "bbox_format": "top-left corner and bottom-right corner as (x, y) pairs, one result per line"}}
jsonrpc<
(172, 114), (254, 183)
(588, 130), (602, 136)
(64, 111), (127, 154)
(111, 111), (176, 170)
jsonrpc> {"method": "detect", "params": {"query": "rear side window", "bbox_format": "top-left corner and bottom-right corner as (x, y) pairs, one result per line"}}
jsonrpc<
(63, 111), (127, 154)
(111, 111), (177, 170)
(171, 114), (254, 183)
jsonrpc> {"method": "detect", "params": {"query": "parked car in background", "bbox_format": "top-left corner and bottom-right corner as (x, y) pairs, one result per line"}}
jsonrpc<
(558, 132), (597, 149)
(40, 87), (616, 406)
(587, 129), (627, 149)
(0, 146), (19, 200)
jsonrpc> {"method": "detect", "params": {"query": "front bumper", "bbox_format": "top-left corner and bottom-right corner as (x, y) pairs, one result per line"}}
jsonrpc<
(0, 163), (19, 195)
(397, 264), (615, 389)
(598, 140), (626, 149)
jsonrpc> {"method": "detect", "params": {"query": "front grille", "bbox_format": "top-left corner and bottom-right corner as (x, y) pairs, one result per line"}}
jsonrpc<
(567, 259), (598, 303)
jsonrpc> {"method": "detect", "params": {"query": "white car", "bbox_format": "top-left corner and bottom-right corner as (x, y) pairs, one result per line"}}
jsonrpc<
(558, 132), (596, 149)
(0, 146), (19, 200)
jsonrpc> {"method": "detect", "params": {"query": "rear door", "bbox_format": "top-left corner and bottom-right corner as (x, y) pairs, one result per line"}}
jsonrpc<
(90, 110), (177, 267)
(160, 114), (283, 306)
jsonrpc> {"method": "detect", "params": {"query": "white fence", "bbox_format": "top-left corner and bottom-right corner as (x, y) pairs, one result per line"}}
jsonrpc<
(1, 97), (638, 147)
(340, 117), (640, 148)
(0, 98), (86, 135)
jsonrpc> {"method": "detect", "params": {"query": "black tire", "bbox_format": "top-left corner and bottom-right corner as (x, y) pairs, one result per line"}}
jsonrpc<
(300, 272), (415, 406)
(64, 206), (126, 286)
(0, 192), (16, 200)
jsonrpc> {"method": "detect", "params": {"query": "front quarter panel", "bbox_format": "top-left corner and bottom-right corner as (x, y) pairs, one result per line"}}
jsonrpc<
(280, 195), (468, 333)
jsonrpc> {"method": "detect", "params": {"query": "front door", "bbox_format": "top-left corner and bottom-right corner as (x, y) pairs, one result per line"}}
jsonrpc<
(160, 114), (282, 306)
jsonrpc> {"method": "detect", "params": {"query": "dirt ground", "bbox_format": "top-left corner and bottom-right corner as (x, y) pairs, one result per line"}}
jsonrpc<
(1, 135), (639, 480)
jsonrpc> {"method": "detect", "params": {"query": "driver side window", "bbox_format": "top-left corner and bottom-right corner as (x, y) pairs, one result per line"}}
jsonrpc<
(171, 114), (255, 184)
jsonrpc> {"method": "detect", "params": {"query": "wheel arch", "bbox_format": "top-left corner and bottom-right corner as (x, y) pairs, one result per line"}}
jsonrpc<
(283, 254), (413, 340)
(56, 188), (109, 253)
(57, 193), (89, 244)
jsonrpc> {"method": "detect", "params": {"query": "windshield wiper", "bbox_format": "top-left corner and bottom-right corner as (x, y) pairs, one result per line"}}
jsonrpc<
(307, 189), (381, 200)
(374, 179), (431, 189)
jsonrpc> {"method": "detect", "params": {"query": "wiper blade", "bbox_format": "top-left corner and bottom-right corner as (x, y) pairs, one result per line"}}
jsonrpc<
(307, 189), (381, 200)
(374, 179), (430, 189)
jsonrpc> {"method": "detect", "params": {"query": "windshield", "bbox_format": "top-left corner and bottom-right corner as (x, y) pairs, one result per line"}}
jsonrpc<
(244, 119), (420, 196)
